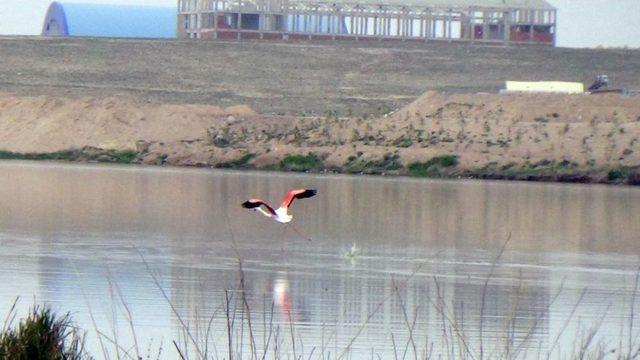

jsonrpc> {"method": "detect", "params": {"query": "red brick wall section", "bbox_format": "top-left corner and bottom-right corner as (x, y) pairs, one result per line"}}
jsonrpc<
(216, 31), (239, 39)
(288, 33), (310, 40)
(261, 33), (284, 40)
(240, 32), (261, 39)
(309, 34), (333, 40)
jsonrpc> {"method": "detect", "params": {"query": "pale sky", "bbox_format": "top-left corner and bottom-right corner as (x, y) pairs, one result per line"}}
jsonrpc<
(1, 0), (639, 48)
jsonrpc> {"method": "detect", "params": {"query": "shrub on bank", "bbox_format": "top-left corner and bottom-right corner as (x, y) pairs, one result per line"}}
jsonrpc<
(216, 153), (256, 169)
(408, 155), (459, 177)
(0, 304), (88, 360)
(344, 152), (402, 175)
(280, 153), (322, 171)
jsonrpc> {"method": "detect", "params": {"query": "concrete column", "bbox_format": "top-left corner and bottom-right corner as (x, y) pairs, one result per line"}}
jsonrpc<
(552, 9), (557, 46)
(425, 9), (431, 41)
(213, 4), (219, 38)
(259, 11), (264, 38)
(529, 10), (534, 42)
(350, 13), (355, 38)
(503, 10), (510, 44)
(364, 14), (368, 35)
(447, 9), (452, 39)
(237, 0), (242, 40)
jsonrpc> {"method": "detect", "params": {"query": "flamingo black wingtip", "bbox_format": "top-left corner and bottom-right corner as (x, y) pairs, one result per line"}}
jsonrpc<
(241, 200), (258, 209)
(301, 189), (317, 198)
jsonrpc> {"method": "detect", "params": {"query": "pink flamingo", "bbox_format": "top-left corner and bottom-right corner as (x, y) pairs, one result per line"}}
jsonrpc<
(241, 189), (316, 223)
(242, 189), (317, 240)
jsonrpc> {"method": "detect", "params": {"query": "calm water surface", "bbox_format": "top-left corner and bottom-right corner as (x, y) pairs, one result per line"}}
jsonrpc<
(0, 161), (639, 359)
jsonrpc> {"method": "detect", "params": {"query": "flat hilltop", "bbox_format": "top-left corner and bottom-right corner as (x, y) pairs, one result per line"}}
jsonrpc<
(1, 36), (640, 116)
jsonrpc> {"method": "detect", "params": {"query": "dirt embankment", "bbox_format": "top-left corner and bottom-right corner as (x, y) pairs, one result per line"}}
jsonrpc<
(1, 91), (640, 184)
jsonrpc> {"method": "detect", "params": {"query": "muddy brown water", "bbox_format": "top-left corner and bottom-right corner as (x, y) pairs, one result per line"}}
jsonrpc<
(0, 161), (639, 358)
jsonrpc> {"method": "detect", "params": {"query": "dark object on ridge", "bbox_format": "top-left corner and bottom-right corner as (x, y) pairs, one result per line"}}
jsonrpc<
(588, 74), (609, 91)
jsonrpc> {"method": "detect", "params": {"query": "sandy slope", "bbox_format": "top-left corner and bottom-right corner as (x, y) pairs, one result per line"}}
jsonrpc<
(0, 93), (254, 152)
(386, 91), (640, 168)
(1, 91), (639, 180)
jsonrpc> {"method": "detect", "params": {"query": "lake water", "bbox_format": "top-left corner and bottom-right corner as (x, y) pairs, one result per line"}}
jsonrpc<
(0, 161), (639, 359)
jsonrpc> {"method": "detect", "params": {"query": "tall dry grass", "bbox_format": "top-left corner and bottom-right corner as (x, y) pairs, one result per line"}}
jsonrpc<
(4, 233), (640, 359)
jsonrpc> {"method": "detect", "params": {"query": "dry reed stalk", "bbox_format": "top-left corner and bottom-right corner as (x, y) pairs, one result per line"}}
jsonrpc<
(225, 290), (234, 360)
(430, 276), (475, 360)
(260, 299), (276, 360)
(137, 248), (204, 358)
(336, 262), (426, 360)
(173, 340), (187, 359)
(391, 332), (399, 360)
(392, 279), (418, 360)
(72, 264), (110, 359)
(1, 297), (18, 336)
(576, 304), (610, 359)
(628, 265), (640, 359)
(112, 278), (141, 360)
(479, 233), (510, 360)
(545, 288), (587, 359)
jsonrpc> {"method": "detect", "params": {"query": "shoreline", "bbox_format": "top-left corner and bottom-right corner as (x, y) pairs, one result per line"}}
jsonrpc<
(1, 148), (638, 186)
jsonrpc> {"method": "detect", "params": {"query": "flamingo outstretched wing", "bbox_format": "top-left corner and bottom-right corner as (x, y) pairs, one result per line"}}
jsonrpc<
(242, 199), (277, 216)
(280, 189), (317, 209)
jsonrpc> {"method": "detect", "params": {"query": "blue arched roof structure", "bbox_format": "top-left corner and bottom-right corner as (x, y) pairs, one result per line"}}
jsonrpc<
(42, 2), (176, 38)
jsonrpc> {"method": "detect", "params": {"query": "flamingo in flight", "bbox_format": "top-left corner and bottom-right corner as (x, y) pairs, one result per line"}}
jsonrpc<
(241, 189), (317, 223)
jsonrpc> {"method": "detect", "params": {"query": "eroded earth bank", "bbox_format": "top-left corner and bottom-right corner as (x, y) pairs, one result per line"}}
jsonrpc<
(1, 91), (640, 184)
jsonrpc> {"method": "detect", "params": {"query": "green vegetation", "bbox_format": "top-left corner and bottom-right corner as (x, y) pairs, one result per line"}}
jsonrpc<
(391, 136), (413, 148)
(408, 155), (459, 177)
(0, 148), (140, 164)
(216, 153), (256, 169)
(1, 144), (638, 186)
(0, 150), (80, 161)
(103, 149), (139, 164)
(453, 160), (640, 184)
(608, 169), (626, 182)
(607, 166), (640, 184)
(280, 153), (322, 171)
(0, 304), (88, 360)
(463, 160), (589, 182)
(344, 152), (402, 175)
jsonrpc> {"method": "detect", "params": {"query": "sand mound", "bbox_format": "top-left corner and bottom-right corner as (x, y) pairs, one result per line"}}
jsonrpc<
(385, 91), (640, 167)
(394, 91), (640, 124)
(0, 93), (257, 152)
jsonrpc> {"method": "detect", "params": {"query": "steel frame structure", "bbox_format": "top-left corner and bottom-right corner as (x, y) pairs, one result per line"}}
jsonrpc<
(177, 0), (556, 45)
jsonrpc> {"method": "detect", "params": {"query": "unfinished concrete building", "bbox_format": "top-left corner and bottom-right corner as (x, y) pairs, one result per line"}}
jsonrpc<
(177, 0), (556, 45)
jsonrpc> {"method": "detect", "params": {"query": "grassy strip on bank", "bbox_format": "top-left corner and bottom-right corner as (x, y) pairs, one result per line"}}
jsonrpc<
(1, 146), (639, 185)
(0, 147), (140, 164)
(460, 161), (640, 185)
